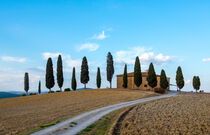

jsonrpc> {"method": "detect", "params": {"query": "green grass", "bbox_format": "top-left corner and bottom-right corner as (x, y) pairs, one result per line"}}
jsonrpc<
(39, 120), (61, 128)
(83, 124), (96, 132)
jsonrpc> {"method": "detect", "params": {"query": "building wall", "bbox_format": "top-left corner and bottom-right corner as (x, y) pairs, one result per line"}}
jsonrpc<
(117, 76), (170, 91)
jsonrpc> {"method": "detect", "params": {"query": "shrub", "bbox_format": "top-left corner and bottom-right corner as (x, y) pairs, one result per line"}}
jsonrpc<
(22, 93), (26, 96)
(30, 93), (37, 95)
(48, 91), (55, 93)
(64, 88), (71, 92)
(56, 90), (61, 92)
(154, 88), (166, 94)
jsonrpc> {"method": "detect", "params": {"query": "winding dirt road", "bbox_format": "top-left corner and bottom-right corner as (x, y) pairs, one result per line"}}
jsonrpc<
(32, 93), (178, 135)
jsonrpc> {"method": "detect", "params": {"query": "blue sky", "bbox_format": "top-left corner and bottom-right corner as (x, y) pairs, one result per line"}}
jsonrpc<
(0, 0), (210, 92)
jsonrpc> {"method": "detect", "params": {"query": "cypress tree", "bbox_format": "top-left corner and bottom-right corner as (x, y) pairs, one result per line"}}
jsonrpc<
(24, 72), (29, 96)
(176, 66), (184, 91)
(45, 57), (55, 92)
(160, 69), (169, 89)
(147, 63), (157, 88)
(106, 52), (114, 88)
(134, 56), (142, 87)
(123, 64), (128, 88)
(80, 56), (89, 89)
(193, 76), (201, 93)
(38, 80), (41, 94)
(71, 67), (77, 91)
(96, 67), (101, 89)
(57, 55), (64, 91)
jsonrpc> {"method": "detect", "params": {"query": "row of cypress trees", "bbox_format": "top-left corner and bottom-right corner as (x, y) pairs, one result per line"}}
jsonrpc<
(24, 52), (114, 94)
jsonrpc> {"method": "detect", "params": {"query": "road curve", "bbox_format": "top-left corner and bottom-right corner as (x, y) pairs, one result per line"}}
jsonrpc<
(31, 93), (178, 135)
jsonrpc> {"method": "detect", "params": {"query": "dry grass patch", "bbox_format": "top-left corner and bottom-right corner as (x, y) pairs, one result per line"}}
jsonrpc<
(0, 89), (157, 135)
(117, 93), (210, 135)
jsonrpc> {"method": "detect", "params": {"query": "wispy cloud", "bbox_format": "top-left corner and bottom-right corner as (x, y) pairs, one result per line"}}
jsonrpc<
(78, 43), (99, 52)
(185, 80), (191, 84)
(115, 47), (172, 65)
(92, 30), (107, 40)
(1, 56), (26, 63)
(42, 52), (61, 60)
(202, 58), (210, 62)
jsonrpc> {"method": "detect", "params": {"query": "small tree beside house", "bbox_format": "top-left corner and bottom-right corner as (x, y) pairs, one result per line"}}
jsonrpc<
(123, 64), (128, 88)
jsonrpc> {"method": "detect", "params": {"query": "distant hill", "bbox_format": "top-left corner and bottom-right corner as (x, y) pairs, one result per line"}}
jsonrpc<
(0, 92), (21, 99)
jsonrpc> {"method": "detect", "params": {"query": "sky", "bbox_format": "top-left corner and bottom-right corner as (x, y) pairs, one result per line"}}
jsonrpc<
(0, 0), (210, 92)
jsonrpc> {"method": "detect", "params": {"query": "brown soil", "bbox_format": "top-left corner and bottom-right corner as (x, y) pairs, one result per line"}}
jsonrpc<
(0, 89), (156, 135)
(116, 93), (210, 135)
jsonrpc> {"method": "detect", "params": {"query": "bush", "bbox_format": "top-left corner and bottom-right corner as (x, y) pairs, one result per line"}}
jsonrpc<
(30, 93), (37, 95)
(64, 88), (71, 92)
(154, 88), (166, 94)
(22, 93), (26, 96)
(56, 90), (61, 92)
(48, 91), (55, 93)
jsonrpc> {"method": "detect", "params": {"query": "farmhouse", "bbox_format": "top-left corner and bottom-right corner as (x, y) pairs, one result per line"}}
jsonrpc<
(117, 71), (170, 91)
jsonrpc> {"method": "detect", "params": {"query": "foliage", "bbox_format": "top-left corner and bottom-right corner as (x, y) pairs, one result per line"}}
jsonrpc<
(22, 93), (26, 96)
(96, 67), (101, 88)
(57, 55), (64, 91)
(30, 93), (37, 95)
(24, 72), (29, 96)
(154, 88), (166, 94)
(106, 52), (114, 88)
(48, 91), (55, 93)
(160, 69), (169, 89)
(38, 80), (41, 94)
(193, 76), (201, 92)
(147, 63), (157, 88)
(123, 64), (128, 88)
(176, 66), (185, 90)
(64, 88), (71, 92)
(71, 67), (77, 91)
(80, 56), (89, 89)
(134, 56), (142, 87)
(45, 57), (55, 91)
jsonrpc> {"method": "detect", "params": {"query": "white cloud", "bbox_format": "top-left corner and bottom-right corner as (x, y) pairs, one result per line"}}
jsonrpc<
(65, 55), (81, 69)
(202, 58), (210, 62)
(92, 31), (107, 40)
(1, 56), (26, 63)
(185, 80), (191, 84)
(42, 52), (61, 60)
(78, 43), (99, 52)
(115, 47), (171, 65)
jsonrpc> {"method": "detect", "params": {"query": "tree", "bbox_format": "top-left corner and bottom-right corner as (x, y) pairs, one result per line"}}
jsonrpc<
(38, 80), (41, 94)
(71, 67), (77, 91)
(193, 76), (201, 93)
(45, 57), (55, 92)
(160, 69), (169, 89)
(147, 63), (157, 88)
(106, 52), (114, 88)
(24, 72), (29, 96)
(123, 64), (128, 88)
(96, 67), (101, 89)
(80, 56), (89, 89)
(134, 56), (142, 87)
(176, 66), (184, 91)
(57, 55), (64, 91)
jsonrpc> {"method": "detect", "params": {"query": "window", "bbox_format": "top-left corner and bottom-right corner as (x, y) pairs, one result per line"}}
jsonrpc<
(144, 85), (147, 87)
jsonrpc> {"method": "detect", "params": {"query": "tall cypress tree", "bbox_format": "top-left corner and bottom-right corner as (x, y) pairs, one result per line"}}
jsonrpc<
(193, 76), (201, 93)
(176, 66), (184, 91)
(147, 63), (157, 88)
(38, 80), (41, 94)
(80, 56), (89, 89)
(160, 69), (169, 89)
(96, 67), (101, 89)
(24, 72), (29, 96)
(106, 52), (114, 88)
(45, 57), (55, 92)
(134, 56), (142, 87)
(123, 64), (128, 88)
(71, 67), (77, 91)
(57, 55), (64, 91)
